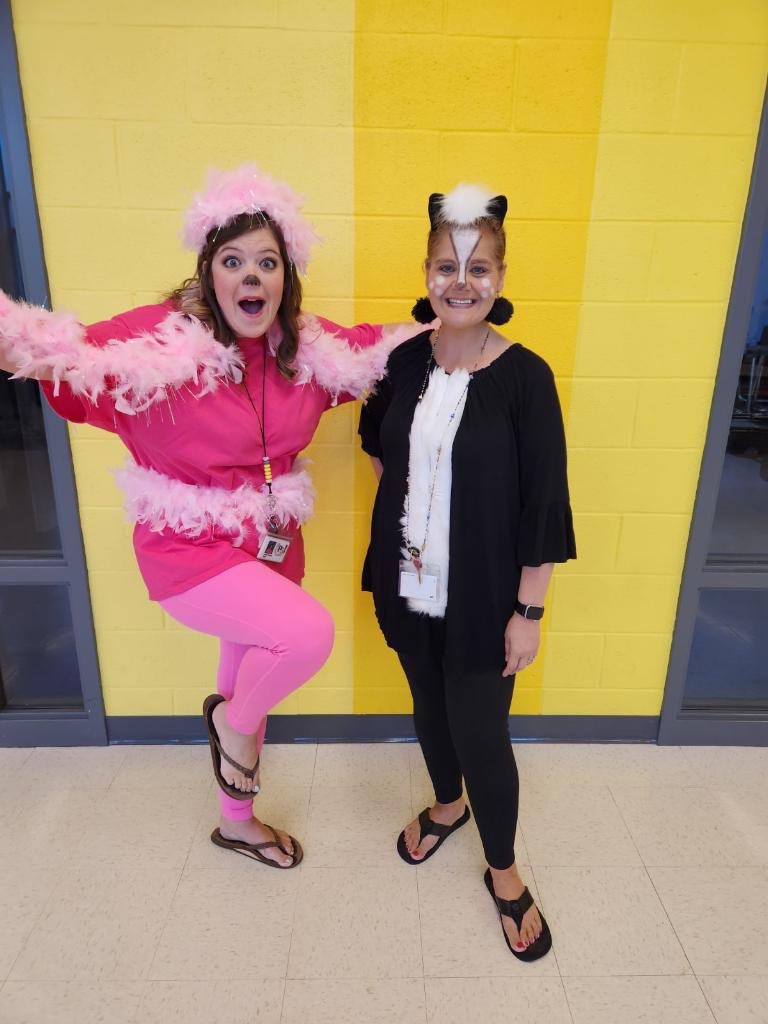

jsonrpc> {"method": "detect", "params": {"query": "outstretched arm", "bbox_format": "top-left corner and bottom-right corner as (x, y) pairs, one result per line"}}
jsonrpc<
(0, 291), (242, 415)
(0, 293), (58, 381)
(378, 320), (436, 346)
(304, 315), (434, 407)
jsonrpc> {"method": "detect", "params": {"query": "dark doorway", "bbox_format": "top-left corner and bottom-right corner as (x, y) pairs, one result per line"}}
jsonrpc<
(0, 2), (105, 744)
(659, 90), (768, 745)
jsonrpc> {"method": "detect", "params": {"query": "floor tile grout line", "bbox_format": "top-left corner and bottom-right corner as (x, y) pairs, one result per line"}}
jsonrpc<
(410, 752), (430, 1014)
(606, 780), (701, 975)
(2, 855), (69, 984)
(282, 868), (305, 983)
(308, 743), (319, 790)
(143, 858), (192, 984)
(528, 862), (568, 984)
(275, 976), (289, 1024)
(640, 863), (699, 977)
(283, 765), (313, 985)
(130, 978), (150, 1024)
(556, 971), (578, 1024)
(692, 974), (723, 1024)
(541, 971), (710, 978)
(605, 782), (648, 864)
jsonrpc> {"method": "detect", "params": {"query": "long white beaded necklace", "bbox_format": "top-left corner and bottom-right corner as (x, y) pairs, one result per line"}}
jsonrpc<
(404, 326), (490, 576)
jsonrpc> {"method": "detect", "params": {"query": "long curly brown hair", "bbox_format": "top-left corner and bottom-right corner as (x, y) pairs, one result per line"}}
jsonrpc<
(168, 212), (302, 380)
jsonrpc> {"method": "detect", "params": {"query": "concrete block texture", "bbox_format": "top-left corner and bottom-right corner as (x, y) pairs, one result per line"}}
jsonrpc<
(10, 0), (768, 720)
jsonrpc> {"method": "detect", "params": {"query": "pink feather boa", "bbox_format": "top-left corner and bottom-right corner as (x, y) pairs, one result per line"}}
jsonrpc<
(288, 315), (413, 406)
(0, 293), (243, 414)
(0, 293), (413, 414)
(115, 458), (315, 546)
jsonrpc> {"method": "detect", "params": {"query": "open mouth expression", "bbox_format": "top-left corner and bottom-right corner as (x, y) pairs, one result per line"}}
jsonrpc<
(211, 226), (285, 338)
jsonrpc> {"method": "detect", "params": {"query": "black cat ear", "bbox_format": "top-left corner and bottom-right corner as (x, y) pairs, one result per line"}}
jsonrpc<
(487, 195), (508, 225)
(427, 193), (445, 230)
(485, 296), (514, 325)
(411, 297), (437, 324)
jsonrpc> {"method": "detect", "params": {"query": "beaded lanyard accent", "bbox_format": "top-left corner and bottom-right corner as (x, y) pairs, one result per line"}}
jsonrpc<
(405, 327), (490, 573)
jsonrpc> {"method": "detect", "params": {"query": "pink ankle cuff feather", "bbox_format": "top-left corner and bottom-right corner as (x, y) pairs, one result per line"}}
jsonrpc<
(116, 458), (315, 547)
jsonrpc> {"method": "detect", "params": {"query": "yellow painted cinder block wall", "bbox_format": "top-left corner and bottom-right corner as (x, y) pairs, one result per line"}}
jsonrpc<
(350, 0), (612, 713)
(350, 0), (768, 716)
(554, 0), (768, 716)
(10, 0), (768, 720)
(11, 0), (358, 716)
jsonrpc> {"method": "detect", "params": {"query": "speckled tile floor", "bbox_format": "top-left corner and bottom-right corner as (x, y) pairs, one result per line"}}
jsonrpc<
(0, 741), (766, 1023)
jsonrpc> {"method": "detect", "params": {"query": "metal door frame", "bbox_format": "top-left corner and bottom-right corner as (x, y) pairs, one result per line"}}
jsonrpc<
(658, 88), (768, 745)
(0, 0), (106, 745)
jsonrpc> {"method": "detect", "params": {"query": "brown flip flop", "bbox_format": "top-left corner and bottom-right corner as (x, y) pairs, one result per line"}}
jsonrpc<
(203, 693), (260, 801)
(210, 825), (304, 868)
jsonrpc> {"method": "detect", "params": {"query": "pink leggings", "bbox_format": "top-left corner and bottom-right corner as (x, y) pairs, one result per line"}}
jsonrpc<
(160, 561), (334, 821)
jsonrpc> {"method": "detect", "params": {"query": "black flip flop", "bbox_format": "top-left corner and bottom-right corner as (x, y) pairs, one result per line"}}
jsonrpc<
(396, 805), (471, 864)
(203, 693), (260, 802)
(483, 868), (552, 962)
(211, 825), (303, 868)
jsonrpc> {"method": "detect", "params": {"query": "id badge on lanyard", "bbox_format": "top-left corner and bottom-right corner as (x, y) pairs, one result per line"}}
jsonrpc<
(399, 559), (441, 602)
(257, 532), (292, 564)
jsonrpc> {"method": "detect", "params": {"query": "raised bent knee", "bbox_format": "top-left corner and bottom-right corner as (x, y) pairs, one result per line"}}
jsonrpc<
(299, 599), (335, 674)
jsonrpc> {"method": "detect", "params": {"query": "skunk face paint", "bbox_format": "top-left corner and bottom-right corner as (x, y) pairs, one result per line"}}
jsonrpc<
(451, 228), (481, 286)
(426, 228), (504, 326)
(428, 274), (449, 298)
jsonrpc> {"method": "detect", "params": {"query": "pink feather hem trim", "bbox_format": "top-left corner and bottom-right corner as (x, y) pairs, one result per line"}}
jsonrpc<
(115, 458), (316, 547)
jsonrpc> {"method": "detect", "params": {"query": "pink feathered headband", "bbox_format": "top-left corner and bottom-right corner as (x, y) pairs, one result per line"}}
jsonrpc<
(181, 164), (319, 274)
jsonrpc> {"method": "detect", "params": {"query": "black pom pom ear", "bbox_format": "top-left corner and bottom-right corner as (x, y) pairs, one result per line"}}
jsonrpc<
(485, 296), (514, 325)
(412, 297), (437, 323)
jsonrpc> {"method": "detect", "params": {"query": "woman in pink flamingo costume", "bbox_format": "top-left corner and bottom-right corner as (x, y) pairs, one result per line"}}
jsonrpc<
(0, 164), (424, 867)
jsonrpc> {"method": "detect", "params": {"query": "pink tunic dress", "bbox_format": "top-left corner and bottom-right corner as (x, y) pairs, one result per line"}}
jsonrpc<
(40, 301), (379, 599)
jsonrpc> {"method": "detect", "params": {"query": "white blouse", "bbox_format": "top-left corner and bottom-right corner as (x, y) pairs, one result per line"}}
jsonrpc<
(402, 364), (471, 617)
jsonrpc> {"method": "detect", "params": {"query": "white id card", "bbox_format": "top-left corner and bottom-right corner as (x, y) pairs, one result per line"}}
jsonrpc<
(399, 560), (440, 602)
(257, 533), (292, 564)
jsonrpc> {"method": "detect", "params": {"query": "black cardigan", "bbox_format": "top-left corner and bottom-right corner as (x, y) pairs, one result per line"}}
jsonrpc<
(358, 331), (576, 671)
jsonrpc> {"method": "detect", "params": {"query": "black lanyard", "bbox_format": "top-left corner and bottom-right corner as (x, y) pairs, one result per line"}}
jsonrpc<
(241, 342), (279, 532)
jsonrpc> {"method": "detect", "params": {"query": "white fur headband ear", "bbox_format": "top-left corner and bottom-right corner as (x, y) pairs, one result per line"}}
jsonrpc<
(428, 183), (508, 228)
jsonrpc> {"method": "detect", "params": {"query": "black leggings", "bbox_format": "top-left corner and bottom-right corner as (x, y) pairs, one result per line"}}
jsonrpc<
(397, 620), (519, 870)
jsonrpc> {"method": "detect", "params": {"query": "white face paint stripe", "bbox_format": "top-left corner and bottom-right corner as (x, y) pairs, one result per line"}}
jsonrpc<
(450, 228), (481, 285)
